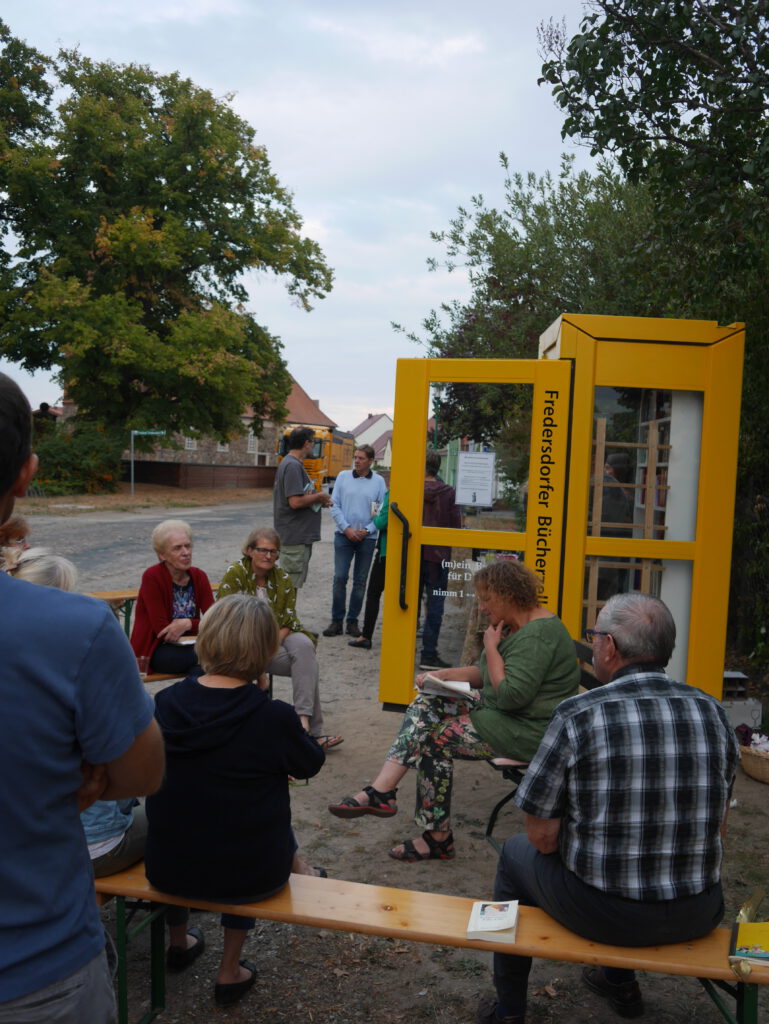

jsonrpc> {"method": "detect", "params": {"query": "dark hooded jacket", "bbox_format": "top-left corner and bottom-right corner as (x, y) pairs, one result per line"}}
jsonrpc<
(422, 479), (461, 563)
(145, 677), (324, 900)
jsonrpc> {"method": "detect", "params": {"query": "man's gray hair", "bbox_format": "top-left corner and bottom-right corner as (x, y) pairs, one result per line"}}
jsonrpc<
(598, 593), (676, 666)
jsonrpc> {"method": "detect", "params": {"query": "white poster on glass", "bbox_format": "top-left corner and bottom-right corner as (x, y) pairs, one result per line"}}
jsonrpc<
(456, 451), (495, 506)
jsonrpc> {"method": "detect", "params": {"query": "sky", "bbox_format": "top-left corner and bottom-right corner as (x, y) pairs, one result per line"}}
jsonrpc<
(1, 0), (592, 432)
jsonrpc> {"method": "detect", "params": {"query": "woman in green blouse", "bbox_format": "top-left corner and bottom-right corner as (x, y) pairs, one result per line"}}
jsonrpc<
(217, 527), (342, 750)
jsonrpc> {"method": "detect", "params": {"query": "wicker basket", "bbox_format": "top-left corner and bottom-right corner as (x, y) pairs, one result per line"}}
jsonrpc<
(740, 744), (769, 784)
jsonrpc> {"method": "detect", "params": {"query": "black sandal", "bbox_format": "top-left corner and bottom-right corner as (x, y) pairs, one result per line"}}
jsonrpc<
(389, 829), (455, 861)
(328, 785), (398, 819)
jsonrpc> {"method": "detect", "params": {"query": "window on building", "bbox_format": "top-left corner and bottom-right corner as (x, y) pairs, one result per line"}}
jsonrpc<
(184, 436), (197, 451)
(216, 441), (230, 453)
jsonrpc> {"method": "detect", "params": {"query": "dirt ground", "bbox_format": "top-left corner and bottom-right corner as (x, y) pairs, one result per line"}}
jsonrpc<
(21, 484), (769, 1024)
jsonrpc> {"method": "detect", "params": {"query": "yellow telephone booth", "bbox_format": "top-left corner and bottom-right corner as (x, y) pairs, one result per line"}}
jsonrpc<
(379, 313), (743, 706)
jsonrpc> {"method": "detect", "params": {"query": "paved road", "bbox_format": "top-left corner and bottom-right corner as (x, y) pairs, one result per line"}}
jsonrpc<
(24, 501), (275, 592)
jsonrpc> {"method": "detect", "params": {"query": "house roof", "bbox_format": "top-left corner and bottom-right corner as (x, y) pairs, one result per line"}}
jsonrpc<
(369, 429), (393, 459)
(350, 412), (391, 437)
(245, 376), (336, 428)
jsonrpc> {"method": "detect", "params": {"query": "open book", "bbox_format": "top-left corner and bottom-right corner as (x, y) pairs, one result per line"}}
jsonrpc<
(418, 674), (479, 700)
(467, 900), (519, 943)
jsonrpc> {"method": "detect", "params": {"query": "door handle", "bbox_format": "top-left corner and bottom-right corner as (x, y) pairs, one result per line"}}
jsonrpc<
(389, 502), (411, 610)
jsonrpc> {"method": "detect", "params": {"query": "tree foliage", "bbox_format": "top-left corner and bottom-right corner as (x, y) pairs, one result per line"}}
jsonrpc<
(399, 154), (683, 443)
(404, 153), (769, 660)
(537, 1), (769, 662)
(0, 22), (333, 438)
(539, 1), (769, 222)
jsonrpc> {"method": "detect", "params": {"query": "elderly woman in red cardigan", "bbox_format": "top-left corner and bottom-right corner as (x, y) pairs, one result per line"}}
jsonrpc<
(130, 519), (214, 675)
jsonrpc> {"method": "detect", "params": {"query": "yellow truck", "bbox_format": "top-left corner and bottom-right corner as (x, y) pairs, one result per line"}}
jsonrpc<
(277, 427), (355, 491)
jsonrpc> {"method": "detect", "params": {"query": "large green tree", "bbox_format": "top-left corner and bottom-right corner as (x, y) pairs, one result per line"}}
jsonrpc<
(0, 23), (333, 437)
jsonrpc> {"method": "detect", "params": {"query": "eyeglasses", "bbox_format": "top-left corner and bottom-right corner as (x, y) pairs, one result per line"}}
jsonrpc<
(583, 629), (612, 644)
(250, 546), (279, 558)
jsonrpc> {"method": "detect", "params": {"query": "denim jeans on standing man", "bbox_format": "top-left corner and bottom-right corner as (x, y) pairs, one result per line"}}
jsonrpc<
(331, 533), (376, 623)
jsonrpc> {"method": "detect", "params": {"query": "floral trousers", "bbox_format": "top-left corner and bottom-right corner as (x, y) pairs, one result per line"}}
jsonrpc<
(385, 694), (495, 830)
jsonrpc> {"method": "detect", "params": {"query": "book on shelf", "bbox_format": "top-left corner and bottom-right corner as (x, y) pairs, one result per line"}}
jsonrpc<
(466, 900), (519, 943)
(418, 674), (479, 700)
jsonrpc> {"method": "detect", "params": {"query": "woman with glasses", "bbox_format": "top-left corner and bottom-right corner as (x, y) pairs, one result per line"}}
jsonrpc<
(217, 527), (342, 750)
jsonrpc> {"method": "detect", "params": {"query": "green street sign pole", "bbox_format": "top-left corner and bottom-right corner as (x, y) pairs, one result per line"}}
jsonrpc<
(130, 430), (166, 496)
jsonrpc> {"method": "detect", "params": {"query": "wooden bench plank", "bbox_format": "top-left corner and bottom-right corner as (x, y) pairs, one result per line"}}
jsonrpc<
(94, 864), (769, 986)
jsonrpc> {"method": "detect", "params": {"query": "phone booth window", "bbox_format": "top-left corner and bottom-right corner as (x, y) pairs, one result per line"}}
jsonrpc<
(584, 386), (702, 678)
(416, 382), (532, 669)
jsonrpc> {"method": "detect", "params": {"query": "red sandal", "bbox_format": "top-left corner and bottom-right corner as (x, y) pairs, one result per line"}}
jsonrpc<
(328, 785), (398, 819)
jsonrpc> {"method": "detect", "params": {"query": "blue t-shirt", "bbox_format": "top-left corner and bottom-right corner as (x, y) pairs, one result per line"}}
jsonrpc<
(0, 573), (154, 1001)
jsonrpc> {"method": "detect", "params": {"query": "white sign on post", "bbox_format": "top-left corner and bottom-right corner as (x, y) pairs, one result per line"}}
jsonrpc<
(455, 450), (495, 506)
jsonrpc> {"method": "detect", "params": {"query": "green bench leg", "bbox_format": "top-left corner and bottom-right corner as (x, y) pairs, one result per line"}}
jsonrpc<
(114, 896), (167, 1024)
(699, 976), (759, 1024)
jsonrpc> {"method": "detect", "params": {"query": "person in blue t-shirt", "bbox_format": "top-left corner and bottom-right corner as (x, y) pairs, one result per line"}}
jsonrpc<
(0, 373), (165, 1024)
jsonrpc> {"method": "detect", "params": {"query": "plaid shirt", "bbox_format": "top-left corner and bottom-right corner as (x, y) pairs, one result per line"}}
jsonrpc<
(514, 664), (738, 901)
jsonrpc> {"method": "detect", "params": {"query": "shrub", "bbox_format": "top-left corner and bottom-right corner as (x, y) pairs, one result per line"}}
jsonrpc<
(34, 421), (124, 495)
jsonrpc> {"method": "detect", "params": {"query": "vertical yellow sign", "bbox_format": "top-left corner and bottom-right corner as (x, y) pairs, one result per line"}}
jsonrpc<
(528, 369), (571, 611)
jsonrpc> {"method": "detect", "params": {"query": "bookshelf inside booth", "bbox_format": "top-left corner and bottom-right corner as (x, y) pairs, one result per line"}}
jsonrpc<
(584, 387), (702, 683)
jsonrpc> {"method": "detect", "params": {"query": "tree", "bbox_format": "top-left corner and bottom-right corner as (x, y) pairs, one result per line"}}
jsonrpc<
(403, 153), (769, 661)
(538, 2), (769, 664)
(0, 24), (333, 437)
(538, 1), (769, 222)
(398, 155), (685, 443)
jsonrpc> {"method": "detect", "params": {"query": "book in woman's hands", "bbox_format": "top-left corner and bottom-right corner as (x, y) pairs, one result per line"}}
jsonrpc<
(466, 900), (519, 942)
(418, 674), (479, 700)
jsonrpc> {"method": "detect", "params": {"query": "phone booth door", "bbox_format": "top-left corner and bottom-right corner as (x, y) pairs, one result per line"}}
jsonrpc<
(379, 357), (572, 708)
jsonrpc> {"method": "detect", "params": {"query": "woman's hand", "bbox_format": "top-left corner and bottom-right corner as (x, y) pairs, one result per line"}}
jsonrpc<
(483, 621), (505, 652)
(158, 618), (192, 643)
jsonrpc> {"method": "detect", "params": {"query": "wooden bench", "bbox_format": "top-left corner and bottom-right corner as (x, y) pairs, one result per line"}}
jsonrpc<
(95, 862), (769, 1024)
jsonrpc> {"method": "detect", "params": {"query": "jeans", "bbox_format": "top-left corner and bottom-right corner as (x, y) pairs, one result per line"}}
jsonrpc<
(419, 559), (448, 657)
(331, 533), (376, 623)
(491, 834), (724, 1016)
(361, 556), (386, 640)
(0, 951), (116, 1024)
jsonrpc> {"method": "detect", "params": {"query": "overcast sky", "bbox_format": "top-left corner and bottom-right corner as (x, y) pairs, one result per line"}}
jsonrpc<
(1, 0), (591, 431)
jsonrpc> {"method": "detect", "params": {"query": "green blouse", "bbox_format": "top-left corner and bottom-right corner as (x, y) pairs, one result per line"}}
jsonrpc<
(216, 557), (315, 643)
(469, 615), (580, 761)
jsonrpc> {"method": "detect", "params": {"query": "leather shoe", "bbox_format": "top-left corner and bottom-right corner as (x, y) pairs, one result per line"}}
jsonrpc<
(166, 927), (205, 972)
(322, 621), (343, 636)
(214, 959), (257, 1007)
(581, 966), (643, 1018)
(348, 636), (371, 649)
(345, 620), (361, 637)
(476, 996), (525, 1024)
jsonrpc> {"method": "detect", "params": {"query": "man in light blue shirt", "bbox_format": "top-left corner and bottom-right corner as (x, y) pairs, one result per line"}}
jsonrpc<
(323, 445), (385, 637)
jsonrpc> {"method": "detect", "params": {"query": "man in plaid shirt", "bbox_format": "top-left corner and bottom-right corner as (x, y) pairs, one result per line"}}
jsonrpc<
(478, 593), (738, 1024)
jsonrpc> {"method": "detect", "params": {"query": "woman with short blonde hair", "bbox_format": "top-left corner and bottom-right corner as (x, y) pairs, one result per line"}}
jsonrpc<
(146, 593), (326, 1009)
(131, 519), (214, 675)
